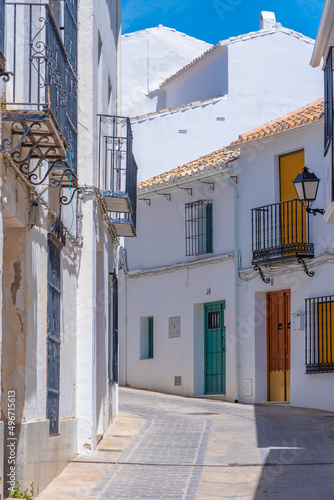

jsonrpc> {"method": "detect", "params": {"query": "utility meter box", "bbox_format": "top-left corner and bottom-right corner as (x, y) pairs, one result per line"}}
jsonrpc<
(292, 312), (305, 333)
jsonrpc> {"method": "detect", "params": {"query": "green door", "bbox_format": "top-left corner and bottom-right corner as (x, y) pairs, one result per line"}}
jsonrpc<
(204, 301), (226, 394)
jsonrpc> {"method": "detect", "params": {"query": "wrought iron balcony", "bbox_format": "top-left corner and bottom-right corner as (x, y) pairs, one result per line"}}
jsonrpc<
(251, 199), (314, 264)
(2, 2), (78, 186)
(98, 114), (137, 237)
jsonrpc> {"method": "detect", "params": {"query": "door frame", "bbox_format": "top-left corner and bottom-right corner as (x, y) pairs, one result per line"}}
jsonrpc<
(266, 289), (291, 402)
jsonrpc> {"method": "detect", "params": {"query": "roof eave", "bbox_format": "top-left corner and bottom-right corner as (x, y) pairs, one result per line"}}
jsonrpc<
(311, 0), (334, 67)
(137, 155), (240, 196)
(226, 117), (323, 149)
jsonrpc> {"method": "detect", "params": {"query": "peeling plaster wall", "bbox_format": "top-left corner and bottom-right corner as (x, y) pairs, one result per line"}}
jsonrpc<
(2, 228), (27, 422)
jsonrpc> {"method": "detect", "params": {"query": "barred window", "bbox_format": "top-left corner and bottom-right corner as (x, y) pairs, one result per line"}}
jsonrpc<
(305, 296), (334, 374)
(185, 200), (213, 256)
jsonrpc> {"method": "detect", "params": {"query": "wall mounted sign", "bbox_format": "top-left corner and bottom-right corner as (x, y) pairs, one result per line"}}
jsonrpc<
(169, 316), (181, 338)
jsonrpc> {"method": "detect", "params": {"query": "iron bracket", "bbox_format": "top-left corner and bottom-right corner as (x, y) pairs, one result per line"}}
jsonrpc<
(254, 265), (270, 284)
(155, 190), (171, 201)
(60, 187), (82, 206)
(297, 257), (314, 277)
(306, 207), (325, 216)
(198, 179), (214, 191)
(140, 198), (151, 206)
(176, 184), (192, 196)
(0, 70), (14, 83)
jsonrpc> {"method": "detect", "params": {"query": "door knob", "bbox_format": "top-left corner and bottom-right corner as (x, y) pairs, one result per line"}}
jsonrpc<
(278, 323), (282, 330)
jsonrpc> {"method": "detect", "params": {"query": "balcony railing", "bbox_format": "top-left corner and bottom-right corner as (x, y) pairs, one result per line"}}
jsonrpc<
(98, 114), (137, 236)
(4, 2), (78, 174)
(251, 199), (314, 263)
(305, 295), (334, 374)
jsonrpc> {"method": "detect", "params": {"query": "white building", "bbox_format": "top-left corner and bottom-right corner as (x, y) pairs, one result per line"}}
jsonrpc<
(120, 94), (334, 413)
(129, 12), (324, 182)
(0, 0), (137, 497)
(121, 25), (212, 117)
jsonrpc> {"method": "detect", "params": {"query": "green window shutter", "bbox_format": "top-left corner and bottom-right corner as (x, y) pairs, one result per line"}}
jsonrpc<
(206, 203), (213, 253)
(148, 316), (154, 359)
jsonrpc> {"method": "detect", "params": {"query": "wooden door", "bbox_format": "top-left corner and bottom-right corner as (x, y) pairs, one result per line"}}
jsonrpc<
(204, 301), (226, 395)
(267, 290), (291, 401)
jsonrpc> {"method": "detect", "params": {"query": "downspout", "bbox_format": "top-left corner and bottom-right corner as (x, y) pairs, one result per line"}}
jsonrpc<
(226, 174), (240, 403)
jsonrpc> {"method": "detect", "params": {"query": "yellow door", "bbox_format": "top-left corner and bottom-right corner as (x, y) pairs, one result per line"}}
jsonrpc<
(279, 151), (306, 254)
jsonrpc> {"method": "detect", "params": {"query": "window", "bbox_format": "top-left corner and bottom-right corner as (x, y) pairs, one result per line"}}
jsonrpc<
(47, 238), (61, 435)
(305, 296), (334, 373)
(148, 317), (153, 359)
(185, 200), (213, 256)
(140, 316), (154, 359)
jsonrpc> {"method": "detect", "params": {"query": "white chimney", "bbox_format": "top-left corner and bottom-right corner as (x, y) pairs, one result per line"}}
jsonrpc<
(260, 11), (276, 30)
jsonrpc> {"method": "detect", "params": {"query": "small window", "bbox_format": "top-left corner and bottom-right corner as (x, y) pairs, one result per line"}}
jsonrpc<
(185, 200), (213, 256)
(305, 296), (334, 373)
(140, 316), (154, 359)
(148, 316), (153, 359)
(208, 311), (220, 329)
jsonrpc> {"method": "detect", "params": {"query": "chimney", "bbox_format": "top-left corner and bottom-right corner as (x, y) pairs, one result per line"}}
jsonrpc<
(259, 11), (276, 30)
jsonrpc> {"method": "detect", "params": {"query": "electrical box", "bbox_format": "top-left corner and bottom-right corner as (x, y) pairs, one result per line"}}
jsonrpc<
(243, 379), (252, 397)
(292, 312), (305, 333)
(169, 316), (181, 338)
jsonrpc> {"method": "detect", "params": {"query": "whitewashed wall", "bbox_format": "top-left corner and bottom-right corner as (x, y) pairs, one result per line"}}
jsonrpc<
(121, 119), (334, 412)
(77, 0), (119, 454)
(131, 28), (323, 181)
(121, 26), (212, 117)
(120, 176), (238, 399)
(236, 121), (334, 412)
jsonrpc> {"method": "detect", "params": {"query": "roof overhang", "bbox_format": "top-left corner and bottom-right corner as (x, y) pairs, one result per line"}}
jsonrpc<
(311, 0), (334, 67)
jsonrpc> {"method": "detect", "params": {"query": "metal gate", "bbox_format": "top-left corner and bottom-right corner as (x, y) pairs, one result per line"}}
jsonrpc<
(47, 238), (61, 435)
(204, 301), (226, 395)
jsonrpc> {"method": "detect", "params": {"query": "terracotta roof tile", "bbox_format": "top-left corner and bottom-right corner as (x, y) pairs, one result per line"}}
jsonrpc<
(230, 98), (324, 145)
(138, 148), (240, 193)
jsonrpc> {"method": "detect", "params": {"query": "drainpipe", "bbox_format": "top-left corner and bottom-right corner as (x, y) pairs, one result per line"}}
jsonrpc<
(226, 174), (240, 403)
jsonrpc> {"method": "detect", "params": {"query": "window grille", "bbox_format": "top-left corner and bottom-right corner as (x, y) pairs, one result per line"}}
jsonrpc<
(185, 200), (213, 256)
(305, 295), (334, 374)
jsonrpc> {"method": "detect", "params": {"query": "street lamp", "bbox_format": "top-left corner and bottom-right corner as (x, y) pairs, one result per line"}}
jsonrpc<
(293, 167), (325, 215)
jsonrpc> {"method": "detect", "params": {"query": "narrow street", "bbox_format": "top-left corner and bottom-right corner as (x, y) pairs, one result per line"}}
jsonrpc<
(34, 387), (334, 500)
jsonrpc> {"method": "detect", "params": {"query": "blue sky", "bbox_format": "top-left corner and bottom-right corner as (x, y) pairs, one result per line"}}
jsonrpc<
(122, 0), (325, 44)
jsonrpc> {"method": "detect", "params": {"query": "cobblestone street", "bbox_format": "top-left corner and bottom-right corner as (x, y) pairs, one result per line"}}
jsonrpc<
(36, 387), (334, 500)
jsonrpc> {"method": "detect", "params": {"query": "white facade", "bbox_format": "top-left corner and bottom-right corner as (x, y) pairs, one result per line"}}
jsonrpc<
(130, 14), (324, 182)
(0, 0), (132, 496)
(120, 103), (334, 413)
(121, 25), (212, 117)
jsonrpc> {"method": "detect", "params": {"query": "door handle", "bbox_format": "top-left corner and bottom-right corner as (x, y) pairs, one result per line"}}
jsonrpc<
(278, 323), (282, 330)
(287, 322), (291, 329)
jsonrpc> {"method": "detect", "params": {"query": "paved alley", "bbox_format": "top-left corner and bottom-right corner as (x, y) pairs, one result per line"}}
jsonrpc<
(35, 388), (334, 500)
